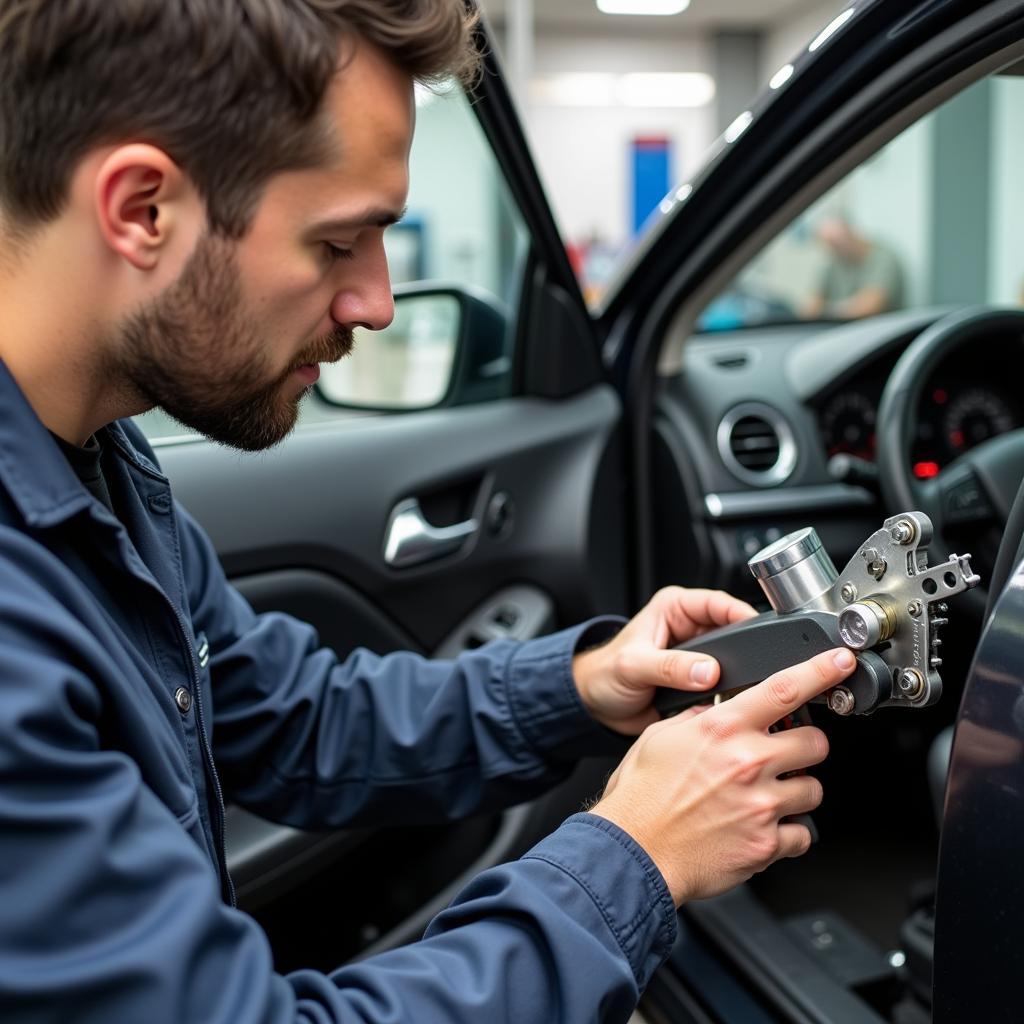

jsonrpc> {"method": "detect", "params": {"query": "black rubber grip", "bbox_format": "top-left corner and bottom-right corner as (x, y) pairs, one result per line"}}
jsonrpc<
(653, 610), (892, 717)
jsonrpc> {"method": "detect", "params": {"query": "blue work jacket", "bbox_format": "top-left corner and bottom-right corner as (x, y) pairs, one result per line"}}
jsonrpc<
(0, 361), (677, 1022)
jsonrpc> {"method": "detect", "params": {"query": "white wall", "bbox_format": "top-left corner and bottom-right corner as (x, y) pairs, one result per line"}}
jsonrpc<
(989, 77), (1024, 305)
(523, 32), (717, 252)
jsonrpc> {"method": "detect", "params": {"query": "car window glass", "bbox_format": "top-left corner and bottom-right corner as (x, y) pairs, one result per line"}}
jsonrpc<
(696, 72), (1024, 333)
(136, 84), (530, 442)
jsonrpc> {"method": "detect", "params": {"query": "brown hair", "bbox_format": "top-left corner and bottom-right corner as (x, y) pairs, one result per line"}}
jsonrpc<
(0, 0), (479, 238)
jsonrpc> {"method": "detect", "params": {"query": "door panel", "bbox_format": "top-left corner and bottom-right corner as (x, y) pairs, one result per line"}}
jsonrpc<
(157, 387), (626, 650)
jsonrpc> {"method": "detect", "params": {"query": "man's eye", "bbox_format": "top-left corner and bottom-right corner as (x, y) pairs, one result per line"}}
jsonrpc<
(324, 243), (355, 262)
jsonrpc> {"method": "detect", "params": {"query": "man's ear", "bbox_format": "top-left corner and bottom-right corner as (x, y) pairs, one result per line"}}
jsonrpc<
(94, 144), (200, 271)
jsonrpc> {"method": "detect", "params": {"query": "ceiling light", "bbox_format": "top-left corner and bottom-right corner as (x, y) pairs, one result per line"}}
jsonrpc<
(808, 8), (856, 52)
(530, 73), (616, 107)
(597, 0), (691, 15)
(531, 72), (713, 108)
(617, 72), (715, 108)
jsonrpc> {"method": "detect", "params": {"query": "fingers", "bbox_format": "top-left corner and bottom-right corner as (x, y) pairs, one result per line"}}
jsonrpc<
(727, 648), (856, 732)
(770, 725), (830, 775)
(656, 587), (758, 641)
(620, 645), (721, 692)
(775, 822), (814, 862)
(774, 774), (824, 819)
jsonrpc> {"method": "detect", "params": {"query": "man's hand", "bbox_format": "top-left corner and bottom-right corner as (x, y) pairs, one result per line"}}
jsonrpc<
(573, 587), (757, 736)
(590, 648), (856, 905)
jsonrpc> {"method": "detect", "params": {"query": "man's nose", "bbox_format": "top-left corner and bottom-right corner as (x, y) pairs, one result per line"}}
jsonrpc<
(329, 251), (395, 332)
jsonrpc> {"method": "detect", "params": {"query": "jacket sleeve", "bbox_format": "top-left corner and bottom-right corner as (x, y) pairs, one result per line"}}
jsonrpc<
(174, 500), (629, 828)
(0, 548), (676, 1022)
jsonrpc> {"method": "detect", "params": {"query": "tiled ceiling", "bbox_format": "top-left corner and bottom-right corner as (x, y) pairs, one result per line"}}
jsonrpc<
(479, 0), (823, 31)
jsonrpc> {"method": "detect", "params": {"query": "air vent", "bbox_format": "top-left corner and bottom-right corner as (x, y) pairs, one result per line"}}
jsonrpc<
(717, 403), (797, 487)
(731, 415), (779, 470)
(710, 351), (750, 371)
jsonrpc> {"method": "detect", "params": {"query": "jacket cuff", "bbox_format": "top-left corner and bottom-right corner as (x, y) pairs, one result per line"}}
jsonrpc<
(504, 616), (629, 761)
(522, 812), (678, 989)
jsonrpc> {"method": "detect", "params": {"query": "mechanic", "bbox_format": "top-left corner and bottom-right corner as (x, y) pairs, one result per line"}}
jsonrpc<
(0, 2), (857, 1021)
(804, 214), (905, 320)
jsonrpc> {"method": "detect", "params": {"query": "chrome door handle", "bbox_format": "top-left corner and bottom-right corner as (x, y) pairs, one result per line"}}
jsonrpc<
(383, 498), (479, 568)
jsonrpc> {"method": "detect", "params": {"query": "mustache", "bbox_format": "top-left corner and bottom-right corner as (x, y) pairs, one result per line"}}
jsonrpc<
(291, 325), (355, 372)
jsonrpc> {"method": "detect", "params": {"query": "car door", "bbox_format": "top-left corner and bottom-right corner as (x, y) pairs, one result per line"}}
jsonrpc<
(135, 15), (629, 972)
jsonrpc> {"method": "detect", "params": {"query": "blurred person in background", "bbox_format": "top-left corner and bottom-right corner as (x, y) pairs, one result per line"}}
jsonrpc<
(804, 214), (905, 319)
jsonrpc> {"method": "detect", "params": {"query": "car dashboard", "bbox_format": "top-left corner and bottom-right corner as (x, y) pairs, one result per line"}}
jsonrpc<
(652, 306), (1023, 606)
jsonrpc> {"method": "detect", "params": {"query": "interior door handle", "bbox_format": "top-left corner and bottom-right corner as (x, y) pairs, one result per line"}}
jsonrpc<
(383, 498), (479, 568)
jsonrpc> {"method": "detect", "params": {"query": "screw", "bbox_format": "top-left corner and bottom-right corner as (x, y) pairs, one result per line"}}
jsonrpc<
(891, 520), (915, 545)
(841, 583), (858, 604)
(907, 600), (923, 617)
(827, 687), (856, 716)
(861, 547), (887, 579)
(898, 668), (925, 700)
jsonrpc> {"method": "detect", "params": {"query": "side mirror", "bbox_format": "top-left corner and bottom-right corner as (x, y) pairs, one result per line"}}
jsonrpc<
(317, 283), (511, 411)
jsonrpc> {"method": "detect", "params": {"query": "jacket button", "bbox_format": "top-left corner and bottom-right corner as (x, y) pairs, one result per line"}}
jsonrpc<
(174, 687), (192, 714)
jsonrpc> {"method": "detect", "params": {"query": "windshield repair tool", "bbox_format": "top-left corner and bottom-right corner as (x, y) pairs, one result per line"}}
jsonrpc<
(655, 512), (980, 718)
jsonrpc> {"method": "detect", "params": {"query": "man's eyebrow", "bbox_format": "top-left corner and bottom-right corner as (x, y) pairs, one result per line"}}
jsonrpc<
(312, 206), (407, 233)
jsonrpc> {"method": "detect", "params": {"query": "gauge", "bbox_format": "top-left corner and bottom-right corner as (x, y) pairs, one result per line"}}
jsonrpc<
(944, 388), (1017, 456)
(821, 391), (876, 460)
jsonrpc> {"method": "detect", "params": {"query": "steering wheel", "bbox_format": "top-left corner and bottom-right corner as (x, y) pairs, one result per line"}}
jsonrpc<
(876, 307), (1024, 617)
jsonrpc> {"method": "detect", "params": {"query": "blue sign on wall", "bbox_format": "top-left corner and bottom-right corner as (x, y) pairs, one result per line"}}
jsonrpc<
(632, 135), (671, 236)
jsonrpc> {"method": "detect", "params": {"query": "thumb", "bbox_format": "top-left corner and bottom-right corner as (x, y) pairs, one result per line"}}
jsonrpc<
(622, 646), (721, 692)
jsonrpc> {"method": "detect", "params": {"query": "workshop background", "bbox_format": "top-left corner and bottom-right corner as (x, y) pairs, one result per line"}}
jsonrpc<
(398, 0), (846, 309)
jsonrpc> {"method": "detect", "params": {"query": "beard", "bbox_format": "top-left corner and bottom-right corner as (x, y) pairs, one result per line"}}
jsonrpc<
(111, 235), (353, 452)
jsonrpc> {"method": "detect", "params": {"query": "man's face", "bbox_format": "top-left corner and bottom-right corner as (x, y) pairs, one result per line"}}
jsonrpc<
(114, 42), (413, 451)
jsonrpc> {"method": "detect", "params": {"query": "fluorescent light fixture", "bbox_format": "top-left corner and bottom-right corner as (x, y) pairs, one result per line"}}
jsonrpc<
(724, 110), (753, 144)
(530, 73), (616, 107)
(808, 7), (856, 52)
(617, 72), (715, 108)
(597, 0), (691, 14)
(769, 63), (795, 90)
(532, 72), (714, 108)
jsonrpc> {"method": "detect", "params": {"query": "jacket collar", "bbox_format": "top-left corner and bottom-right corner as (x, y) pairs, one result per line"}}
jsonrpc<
(0, 359), (158, 528)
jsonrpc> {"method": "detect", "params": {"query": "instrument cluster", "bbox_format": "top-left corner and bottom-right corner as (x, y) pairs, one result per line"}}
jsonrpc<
(818, 336), (1023, 479)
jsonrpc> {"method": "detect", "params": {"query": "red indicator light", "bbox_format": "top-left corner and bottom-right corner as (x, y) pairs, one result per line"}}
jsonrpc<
(914, 461), (940, 479)
(933, 389), (948, 405)
(950, 429), (965, 449)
